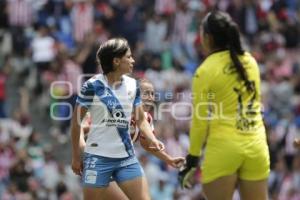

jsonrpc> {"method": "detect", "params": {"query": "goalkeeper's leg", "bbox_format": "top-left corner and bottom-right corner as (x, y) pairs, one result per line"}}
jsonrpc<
(239, 179), (268, 200)
(203, 173), (237, 200)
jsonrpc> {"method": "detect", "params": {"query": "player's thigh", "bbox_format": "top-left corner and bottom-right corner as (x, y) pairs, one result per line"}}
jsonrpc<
(83, 181), (129, 200)
(83, 187), (107, 200)
(237, 137), (269, 200)
(114, 162), (150, 200)
(118, 176), (150, 200)
(82, 153), (128, 200)
(239, 179), (268, 200)
(203, 173), (238, 200)
(103, 181), (129, 200)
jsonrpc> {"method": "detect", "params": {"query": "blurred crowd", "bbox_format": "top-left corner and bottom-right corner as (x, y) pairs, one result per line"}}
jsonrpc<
(0, 0), (299, 199)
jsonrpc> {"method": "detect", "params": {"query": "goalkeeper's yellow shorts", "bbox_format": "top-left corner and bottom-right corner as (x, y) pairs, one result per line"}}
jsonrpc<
(201, 135), (270, 184)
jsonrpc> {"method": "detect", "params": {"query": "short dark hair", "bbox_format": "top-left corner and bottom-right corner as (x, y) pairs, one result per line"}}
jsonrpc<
(96, 38), (129, 74)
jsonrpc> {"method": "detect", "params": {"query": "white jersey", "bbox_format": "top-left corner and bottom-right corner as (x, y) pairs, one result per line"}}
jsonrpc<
(76, 74), (142, 158)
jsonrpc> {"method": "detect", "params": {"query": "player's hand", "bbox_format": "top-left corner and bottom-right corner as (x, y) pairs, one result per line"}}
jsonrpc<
(148, 139), (165, 151)
(178, 154), (200, 189)
(168, 157), (185, 168)
(71, 157), (83, 176)
(294, 138), (300, 148)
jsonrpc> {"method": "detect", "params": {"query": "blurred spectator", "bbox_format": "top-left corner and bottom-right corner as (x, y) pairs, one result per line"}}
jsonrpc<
(94, 19), (110, 44)
(2, 182), (32, 200)
(48, 47), (82, 139)
(0, 142), (15, 197)
(26, 131), (45, 179)
(171, 0), (197, 69)
(150, 173), (174, 200)
(139, 153), (163, 187)
(144, 55), (168, 100)
(144, 13), (168, 54)
(42, 151), (60, 193)
(56, 181), (73, 200)
(75, 32), (99, 78)
(111, 0), (142, 48)
(155, 0), (176, 15)
(71, 0), (94, 43)
(31, 25), (56, 95)
(0, 1), (8, 29)
(9, 156), (32, 194)
(31, 25), (56, 71)
(0, 61), (8, 118)
(269, 77), (293, 118)
(0, 29), (12, 58)
(0, 113), (32, 142)
(7, 0), (33, 28)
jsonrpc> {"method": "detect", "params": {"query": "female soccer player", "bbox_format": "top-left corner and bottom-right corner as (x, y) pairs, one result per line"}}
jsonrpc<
(130, 79), (185, 168)
(179, 11), (270, 200)
(71, 38), (164, 200)
(79, 79), (185, 199)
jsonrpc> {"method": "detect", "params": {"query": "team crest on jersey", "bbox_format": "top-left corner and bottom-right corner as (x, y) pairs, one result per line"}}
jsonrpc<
(112, 109), (125, 118)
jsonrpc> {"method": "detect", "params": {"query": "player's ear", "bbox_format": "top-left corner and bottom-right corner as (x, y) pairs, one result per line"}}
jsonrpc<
(113, 57), (120, 68)
(206, 34), (214, 49)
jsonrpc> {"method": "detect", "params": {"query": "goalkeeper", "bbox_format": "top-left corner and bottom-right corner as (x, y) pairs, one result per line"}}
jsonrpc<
(179, 11), (270, 200)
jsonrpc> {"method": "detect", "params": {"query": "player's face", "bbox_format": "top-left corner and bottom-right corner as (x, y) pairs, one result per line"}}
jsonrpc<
(117, 49), (135, 75)
(141, 82), (154, 112)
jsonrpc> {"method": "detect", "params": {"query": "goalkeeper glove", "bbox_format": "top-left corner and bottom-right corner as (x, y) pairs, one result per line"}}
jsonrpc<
(178, 154), (200, 189)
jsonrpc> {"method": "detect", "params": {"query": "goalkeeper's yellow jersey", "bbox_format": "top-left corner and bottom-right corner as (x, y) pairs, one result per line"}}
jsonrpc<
(189, 50), (266, 156)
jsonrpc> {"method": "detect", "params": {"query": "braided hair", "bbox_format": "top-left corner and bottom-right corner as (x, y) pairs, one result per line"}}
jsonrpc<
(202, 11), (254, 92)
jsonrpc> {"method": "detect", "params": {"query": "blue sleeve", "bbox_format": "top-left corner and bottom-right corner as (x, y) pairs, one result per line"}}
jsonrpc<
(133, 81), (142, 107)
(76, 81), (95, 109)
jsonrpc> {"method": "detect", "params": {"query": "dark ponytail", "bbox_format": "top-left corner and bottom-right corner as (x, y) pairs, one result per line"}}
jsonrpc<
(203, 11), (254, 92)
(227, 24), (254, 92)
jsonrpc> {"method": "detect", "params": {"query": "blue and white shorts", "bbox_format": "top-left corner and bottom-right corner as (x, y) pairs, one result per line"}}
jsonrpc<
(82, 153), (144, 187)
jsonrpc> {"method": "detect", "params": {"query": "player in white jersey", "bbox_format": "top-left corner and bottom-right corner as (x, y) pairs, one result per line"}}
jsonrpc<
(71, 38), (164, 200)
(79, 79), (185, 199)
